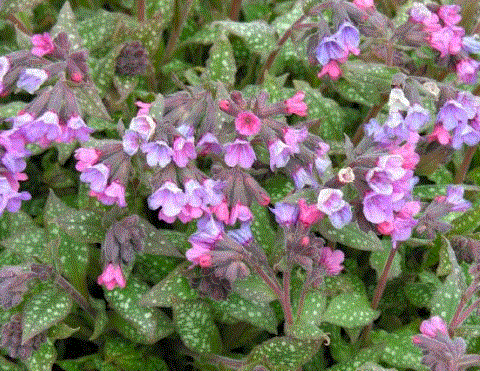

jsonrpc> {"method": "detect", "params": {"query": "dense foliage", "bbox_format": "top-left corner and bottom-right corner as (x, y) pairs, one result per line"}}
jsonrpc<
(0, 0), (479, 370)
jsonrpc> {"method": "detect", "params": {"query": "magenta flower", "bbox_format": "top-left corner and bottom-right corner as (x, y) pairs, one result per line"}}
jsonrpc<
(224, 139), (256, 168)
(100, 181), (127, 207)
(284, 91), (308, 116)
(419, 316), (448, 338)
(428, 124), (452, 145)
(298, 198), (322, 227)
(16, 68), (48, 94)
(235, 111), (262, 136)
(229, 202), (253, 225)
(97, 263), (126, 290)
(283, 126), (308, 153)
(30, 33), (55, 57)
(456, 59), (480, 84)
(437, 5), (462, 26)
(353, 0), (374, 11)
(74, 148), (101, 171)
(317, 61), (342, 80)
(319, 246), (344, 276)
(429, 26), (464, 57)
(135, 101), (152, 115)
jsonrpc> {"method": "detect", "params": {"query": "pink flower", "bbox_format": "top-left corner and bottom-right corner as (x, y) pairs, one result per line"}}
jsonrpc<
(102, 181), (127, 207)
(456, 59), (480, 85)
(298, 198), (322, 227)
(319, 246), (344, 276)
(229, 202), (253, 225)
(284, 91), (308, 116)
(235, 111), (262, 136)
(428, 124), (452, 145)
(353, 0), (375, 11)
(74, 148), (101, 171)
(437, 5), (462, 26)
(317, 61), (342, 80)
(419, 316), (448, 338)
(224, 139), (256, 168)
(429, 26), (464, 57)
(30, 33), (55, 57)
(97, 263), (126, 290)
(135, 101), (152, 115)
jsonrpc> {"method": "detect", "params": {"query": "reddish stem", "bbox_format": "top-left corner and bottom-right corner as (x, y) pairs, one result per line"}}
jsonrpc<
(229, 0), (242, 21)
(455, 145), (477, 184)
(136, 0), (145, 22)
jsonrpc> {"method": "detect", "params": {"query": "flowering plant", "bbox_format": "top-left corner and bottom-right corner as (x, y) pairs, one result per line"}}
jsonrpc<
(0, 0), (479, 370)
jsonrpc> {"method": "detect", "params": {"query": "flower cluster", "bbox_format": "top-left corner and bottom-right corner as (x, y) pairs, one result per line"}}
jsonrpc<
(409, 3), (480, 84)
(428, 91), (480, 149)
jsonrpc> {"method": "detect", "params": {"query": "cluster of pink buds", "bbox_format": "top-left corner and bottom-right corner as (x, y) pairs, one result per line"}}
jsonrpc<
(408, 3), (480, 84)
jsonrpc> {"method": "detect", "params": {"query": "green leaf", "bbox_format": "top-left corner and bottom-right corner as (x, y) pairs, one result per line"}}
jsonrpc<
(369, 240), (401, 281)
(0, 101), (25, 118)
(327, 347), (383, 371)
(357, 362), (398, 371)
(148, 93), (164, 123)
(293, 80), (346, 140)
(22, 286), (73, 343)
(291, 291), (327, 340)
(213, 20), (276, 59)
(250, 202), (277, 259)
(92, 44), (122, 97)
(140, 263), (198, 307)
(315, 219), (383, 252)
(323, 292), (379, 329)
(341, 61), (399, 105)
(428, 165), (453, 185)
(138, 217), (183, 257)
(23, 339), (57, 371)
(104, 276), (174, 343)
(135, 254), (180, 284)
(0, 225), (48, 262)
(205, 31), (236, 86)
(77, 11), (118, 53)
(262, 174), (295, 204)
(0, 210), (36, 240)
(48, 322), (78, 340)
(173, 300), (222, 354)
(246, 336), (322, 371)
(74, 83), (112, 121)
(430, 272), (462, 322)
(0, 0), (43, 15)
(89, 297), (108, 341)
(449, 198), (480, 235)
(233, 273), (277, 303)
(50, 1), (82, 50)
(209, 293), (277, 333)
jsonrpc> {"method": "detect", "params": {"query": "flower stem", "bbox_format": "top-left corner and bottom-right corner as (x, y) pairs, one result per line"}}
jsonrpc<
(229, 0), (242, 21)
(454, 145), (477, 184)
(136, 0), (145, 22)
(55, 275), (97, 319)
(161, 0), (194, 64)
(283, 266), (294, 326)
(256, 14), (306, 84)
(360, 244), (397, 345)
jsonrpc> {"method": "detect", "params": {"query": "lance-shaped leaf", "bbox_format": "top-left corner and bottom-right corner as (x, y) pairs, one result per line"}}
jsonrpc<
(44, 190), (105, 243)
(449, 199), (480, 235)
(50, 2), (82, 50)
(233, 273), (276, 303)
(104, 276), (174, 343)
(23, 339), (57, 371)
(135, 254), (180, 284)
(0, 0), (43, 15)
(370, 240), (401, 281)
(205, 30), (236, 86)
(22, 286), (73, 343)
(209, 293), (277, 333)
(290, 291), (327, 340)
(315, 219), (383, 252)
(327, 347), (383, 371)
(89, 297), (107, 341)
(140, 263), (198, 307)
(430, 272), (463, 322)
(262, 174), (294, 204)
(173, 300), (222, 354)
(246, 336), (323, 371)
(250, 202), (277, 258)
(73, 82), (112, 121)
(323, 292), (379, 329)
(137, 217), (182, 257)
(48, 322), (78, 340)
(0, 225), (49, 263)
(0, 101), (26, 119)
(0, 210), (35, 240)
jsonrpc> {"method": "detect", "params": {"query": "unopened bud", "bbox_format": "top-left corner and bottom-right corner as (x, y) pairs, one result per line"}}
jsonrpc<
(338, 167), (355, 183)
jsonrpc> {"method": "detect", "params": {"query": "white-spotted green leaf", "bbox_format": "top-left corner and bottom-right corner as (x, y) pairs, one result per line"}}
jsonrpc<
(158, 229), (191, 254)
(89, 297), (108, 341)
(212, 20), (276, 59)
(404, 282), (437, 308)
(135, 254), (180, 284)
(209, 293), (277, 333)
(324, 272), (367, 297)
(330, 79), (374, 107)
(327, 348), (383, 371)
(0, 355), (24, 371)
(23, 339), (57, 371)
(233, 273), (277, 303)
(323, 292), (379, 329)
(375, 330), (427, 371)
(430, 272), (462, 322)
(44, 190), (105, 243)
(137, 217), (182, 257)
(293, 80), (346, 140)
(205, 30), (236, 86)
(0, 225), (48, 262)
(22, 286), (73, 343)
(140, 263), (198, 307)
(0, 210), (36, 240)
(74, 83), (112, 121)
(0, 101), (25, 118)
(48, 322), (78, 340)
(315, 219), (383, 252)
(250, 202), (277, 258)
(0, 0), (43, 15)
(428, 165), (453, 184)
(291, 291), (327, 340)
(262, 174), (294, 204)
(173, 300), (222, 354)
(92, 44), (123, 97)
(449, 198), (480, 235)
(104, 276), (174, 343)
(246, 336), (322, 371)
(77, 11), (118, 53)
(50, 2), (82, 50)
(341, 61), (399, 105)
(112, 75), (138, 101)
(369, 240), (401, 281)
(146, 0), (174, 23)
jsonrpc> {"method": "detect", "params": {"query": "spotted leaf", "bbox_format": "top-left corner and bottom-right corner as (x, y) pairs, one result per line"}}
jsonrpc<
(22, 286), (73, 343)
(205, 30), (236, 86)
(50, 2), (82, 50)
(23, 339), (57, 371)
(173, 300), (222, 354)
(323, 292), (379, 329)
(233, 273), (277, 303)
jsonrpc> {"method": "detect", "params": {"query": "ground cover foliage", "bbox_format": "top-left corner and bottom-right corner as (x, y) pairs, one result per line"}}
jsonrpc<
(0, 0), (480, 370)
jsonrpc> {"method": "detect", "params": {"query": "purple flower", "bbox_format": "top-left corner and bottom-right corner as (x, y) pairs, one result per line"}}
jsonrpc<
(404, 104), (430, 131)
(456, 59), (480, 84)
(122, 130), (142, 156)
(363, 192), (393, 224)
(197, 133), (222, 155)
(23, 111), (61, 145)
(336, 22), (360, 55)
(129, 115), (155, 141)
(451, 122), (480, 148)
(268, 139), (292, 170)
(79, 163), (110, 192)
(148, 181), (186, 221)
(316, 35), (344, 66)
(283, 126), (308, 153)
(317, 188), (352, 228)
(462, 35), (480, 54)
(0, 57), (10, 82)
(62, 115), (94, 142)
(270, 203), (299, 226)
(419, 316), (448, 338)
(444, 185), (471, 212)
(16, 69), (48, 94)
(202, 179), (224, 206)
(292, 167), (318, 189)
(172, 135), (196, 167)
(92, 181), (127, 207)
(141, 140), (173, 167)
(227, 223), (253, 245)
(224, 139), (256, 168)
